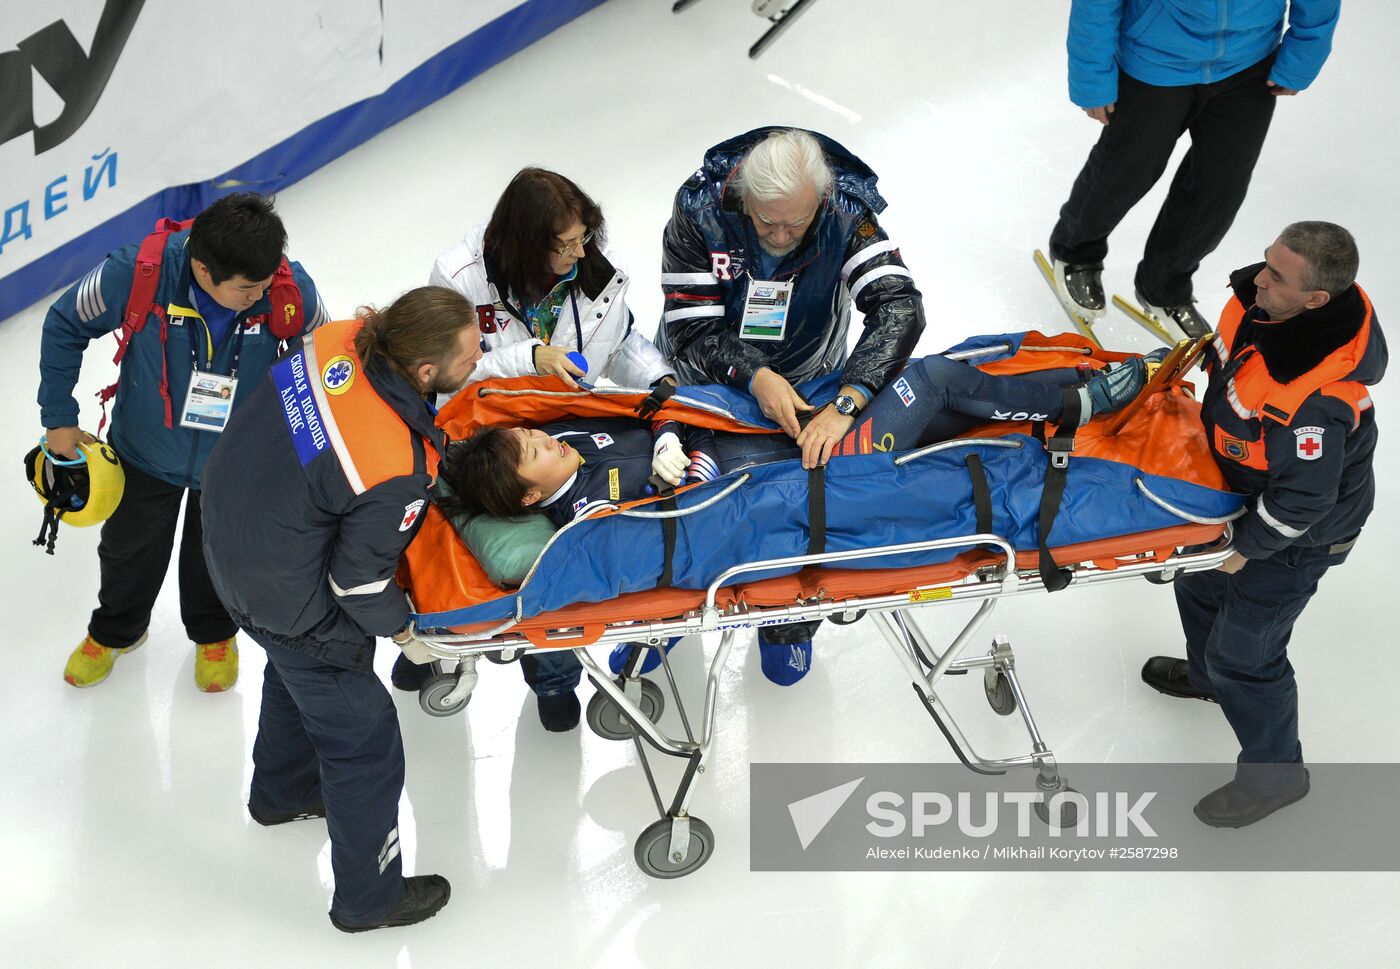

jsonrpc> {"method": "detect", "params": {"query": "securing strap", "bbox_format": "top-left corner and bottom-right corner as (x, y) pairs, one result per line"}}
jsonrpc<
(648, 474), (679, 589)
(807, 465), (826, 556)
(963, 453), (993, 536)
(634, 378), (678, 419)
(1035, 389), (1082, 592)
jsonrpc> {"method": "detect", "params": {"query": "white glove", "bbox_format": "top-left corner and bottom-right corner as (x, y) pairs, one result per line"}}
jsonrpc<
(392, 625), (434, 665)
(651, 431), (687, 486)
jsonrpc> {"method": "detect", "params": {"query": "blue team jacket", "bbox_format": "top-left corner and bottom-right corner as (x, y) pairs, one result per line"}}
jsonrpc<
(1068, 0), (1339, 108)
(38, 228), (326, 489)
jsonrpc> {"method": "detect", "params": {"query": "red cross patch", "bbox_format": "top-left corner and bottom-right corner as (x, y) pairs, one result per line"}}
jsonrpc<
(399, 499), (426, 531)
(1294, 426), (1325, 461)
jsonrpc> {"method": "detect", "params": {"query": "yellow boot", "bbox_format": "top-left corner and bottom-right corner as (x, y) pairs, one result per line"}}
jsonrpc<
(63, 633), (147, 688)
(195, 636), (239, 692)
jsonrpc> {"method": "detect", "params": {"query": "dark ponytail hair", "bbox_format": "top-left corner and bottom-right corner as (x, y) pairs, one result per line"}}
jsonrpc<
(353, 286), (476, 381)
(483, 167), (609, 305)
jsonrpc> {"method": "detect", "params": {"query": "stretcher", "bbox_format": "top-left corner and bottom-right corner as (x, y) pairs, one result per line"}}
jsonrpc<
(399, 331), (1242, 877)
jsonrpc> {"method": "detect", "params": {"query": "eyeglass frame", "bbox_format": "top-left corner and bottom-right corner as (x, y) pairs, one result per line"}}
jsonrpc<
(551, 231), (595, 257)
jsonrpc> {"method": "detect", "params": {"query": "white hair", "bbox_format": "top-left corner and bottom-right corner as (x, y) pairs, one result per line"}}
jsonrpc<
(734, 129), (834, 204)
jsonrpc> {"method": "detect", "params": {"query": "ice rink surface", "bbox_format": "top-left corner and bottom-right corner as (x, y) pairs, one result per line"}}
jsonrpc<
(2, 1), (1397, 966)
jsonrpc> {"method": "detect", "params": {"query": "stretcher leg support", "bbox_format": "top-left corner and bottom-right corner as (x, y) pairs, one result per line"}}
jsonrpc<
(872, 608), (1071, 814)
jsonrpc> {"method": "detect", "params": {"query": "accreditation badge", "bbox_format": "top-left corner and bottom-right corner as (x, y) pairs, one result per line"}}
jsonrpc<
(179, 372), (239, 432)
(739, 278), (793, 342)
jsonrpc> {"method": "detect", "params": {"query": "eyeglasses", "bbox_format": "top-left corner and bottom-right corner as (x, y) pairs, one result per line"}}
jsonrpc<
(751, 210), (814, 232)
(551, 231), (594, 257)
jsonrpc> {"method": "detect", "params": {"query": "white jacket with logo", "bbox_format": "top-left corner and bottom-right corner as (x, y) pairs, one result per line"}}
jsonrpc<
(429, 223), (670, 387)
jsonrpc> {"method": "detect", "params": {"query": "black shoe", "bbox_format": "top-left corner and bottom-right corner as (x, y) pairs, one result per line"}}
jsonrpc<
(537, 692), (581, 732)
(1194, 769), (1310, 828)
(391, 652), (433, 692)
(329, 874), (451, 933)
(248, 800), (326, 826)
(1141, 656), (1218, 702)
(1057, 259), (1106, 313)
(1136, 291), (1211, 339)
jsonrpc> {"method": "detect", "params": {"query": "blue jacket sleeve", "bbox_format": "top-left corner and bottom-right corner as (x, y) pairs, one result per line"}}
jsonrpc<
(1067, 0), (1125, 108)
(37, 246), (136, 429)
(1269, 0), (1339, 91)
(325, 477), (427, 637)
(1231, 395), (1352, 560)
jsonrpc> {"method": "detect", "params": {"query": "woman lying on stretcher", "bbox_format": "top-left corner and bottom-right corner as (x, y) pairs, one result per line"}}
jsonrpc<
(438, 349), (1162, 524)
(402, 347), (1164, 699)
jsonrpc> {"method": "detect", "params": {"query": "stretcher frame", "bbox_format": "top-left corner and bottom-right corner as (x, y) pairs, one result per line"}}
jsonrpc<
(407, 435), (1240, 878)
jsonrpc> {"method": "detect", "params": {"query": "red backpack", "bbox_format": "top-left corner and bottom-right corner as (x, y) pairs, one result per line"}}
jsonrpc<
(97, 217), (305, 431)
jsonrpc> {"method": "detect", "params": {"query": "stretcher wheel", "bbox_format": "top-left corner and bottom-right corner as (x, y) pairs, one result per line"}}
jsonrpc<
(419, 673), (471, 718)
(828, 609), (866, 626)
(586, 678), (665, 741)
(1035, 785), (1080, 829)
(983, 670), (1017, 716)
(634, 816), (714, 879)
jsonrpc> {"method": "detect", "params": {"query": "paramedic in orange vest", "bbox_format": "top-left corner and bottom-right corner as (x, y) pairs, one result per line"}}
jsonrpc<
(201, 287), (482, 932)
(1142, 222), (1386, 828)
(37, 192), (327, 692)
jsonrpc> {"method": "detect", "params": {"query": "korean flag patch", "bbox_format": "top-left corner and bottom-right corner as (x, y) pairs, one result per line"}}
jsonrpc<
(399, 499), (426, 531)
(591, 433), (614, 449)
(1294, 426), (1325, 461)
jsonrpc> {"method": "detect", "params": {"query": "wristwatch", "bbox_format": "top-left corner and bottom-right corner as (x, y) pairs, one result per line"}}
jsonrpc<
(833, 394), (859, 417)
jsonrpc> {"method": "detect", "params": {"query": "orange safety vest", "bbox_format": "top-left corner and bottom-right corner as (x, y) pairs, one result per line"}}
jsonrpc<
(1210, 287), (1376, 471)
(296, 319), (441, 493)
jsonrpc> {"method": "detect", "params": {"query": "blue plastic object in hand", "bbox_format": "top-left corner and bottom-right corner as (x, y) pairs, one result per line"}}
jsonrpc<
(566, 351), (589, 375)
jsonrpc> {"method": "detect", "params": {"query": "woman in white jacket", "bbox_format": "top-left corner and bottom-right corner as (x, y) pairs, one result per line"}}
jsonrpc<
(429, 167), (672, 389)
(416, 168), (674, 730)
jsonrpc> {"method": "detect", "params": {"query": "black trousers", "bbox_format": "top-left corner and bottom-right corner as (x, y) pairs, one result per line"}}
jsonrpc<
(88, 457), (237, 649)
(248, 637), (405, 923)
(1175, 537), (1355, 767)
(1049, 55), (1278, 306)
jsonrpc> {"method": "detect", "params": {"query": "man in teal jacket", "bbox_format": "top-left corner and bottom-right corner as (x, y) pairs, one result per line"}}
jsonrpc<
(1044, 0), (1339, 339)
(38, 193), (327, 692)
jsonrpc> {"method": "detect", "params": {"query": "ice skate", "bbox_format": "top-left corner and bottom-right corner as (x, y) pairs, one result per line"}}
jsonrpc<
(1112, 291), (1211, 344)
(1033, 250), (1106, 346)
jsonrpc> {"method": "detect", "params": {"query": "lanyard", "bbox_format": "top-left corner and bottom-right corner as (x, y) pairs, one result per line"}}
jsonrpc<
(503, 284), (584, 349)
(189, 317), (248, 378)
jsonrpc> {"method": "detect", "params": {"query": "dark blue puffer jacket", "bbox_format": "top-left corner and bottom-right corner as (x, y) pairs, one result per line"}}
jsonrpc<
(654, 127), (924, 395)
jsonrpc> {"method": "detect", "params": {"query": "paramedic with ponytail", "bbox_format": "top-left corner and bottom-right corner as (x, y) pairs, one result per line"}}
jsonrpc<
(36, 192), (326, 692)
(423, 167), (675, 724)
(201, 286), (482, 932)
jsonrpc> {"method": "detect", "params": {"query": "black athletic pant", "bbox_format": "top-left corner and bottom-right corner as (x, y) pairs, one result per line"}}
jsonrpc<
(1049, 55), (1278, 307)
(88, 457), (238, 649)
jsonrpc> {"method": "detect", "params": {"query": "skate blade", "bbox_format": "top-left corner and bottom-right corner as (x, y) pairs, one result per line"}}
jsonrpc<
(1110, 294), (1180, 346)
(1033, 249), (1103, 347)
(1101, 333), (1216, 436)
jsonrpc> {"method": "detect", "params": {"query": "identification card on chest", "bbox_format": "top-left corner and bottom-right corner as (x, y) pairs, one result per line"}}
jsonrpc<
(739, 278), (793, 342)
(179, 372), (238, 432)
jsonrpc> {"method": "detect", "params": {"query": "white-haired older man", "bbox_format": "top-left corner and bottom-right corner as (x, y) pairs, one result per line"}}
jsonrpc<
(654, 127), (926, 685)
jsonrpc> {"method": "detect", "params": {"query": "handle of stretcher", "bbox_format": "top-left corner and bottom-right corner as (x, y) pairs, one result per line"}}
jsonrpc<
(521, 624), (606, 648)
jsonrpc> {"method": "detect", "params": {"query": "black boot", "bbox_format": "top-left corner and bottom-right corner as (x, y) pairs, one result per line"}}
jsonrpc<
(537, 692), (581, 732)
(247, 800), (326, 826)
(1141, 656), (1218, 702)
(1136, 290), (1211, 339)
(329, 875), (452, 933)
(1194, 768), (1310, 828)
(1059, 260), (1106, 313)
(391, 652), (433, 692)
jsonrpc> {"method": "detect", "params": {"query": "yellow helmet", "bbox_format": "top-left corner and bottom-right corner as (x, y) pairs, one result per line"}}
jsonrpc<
(25, 439), (125, 553)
